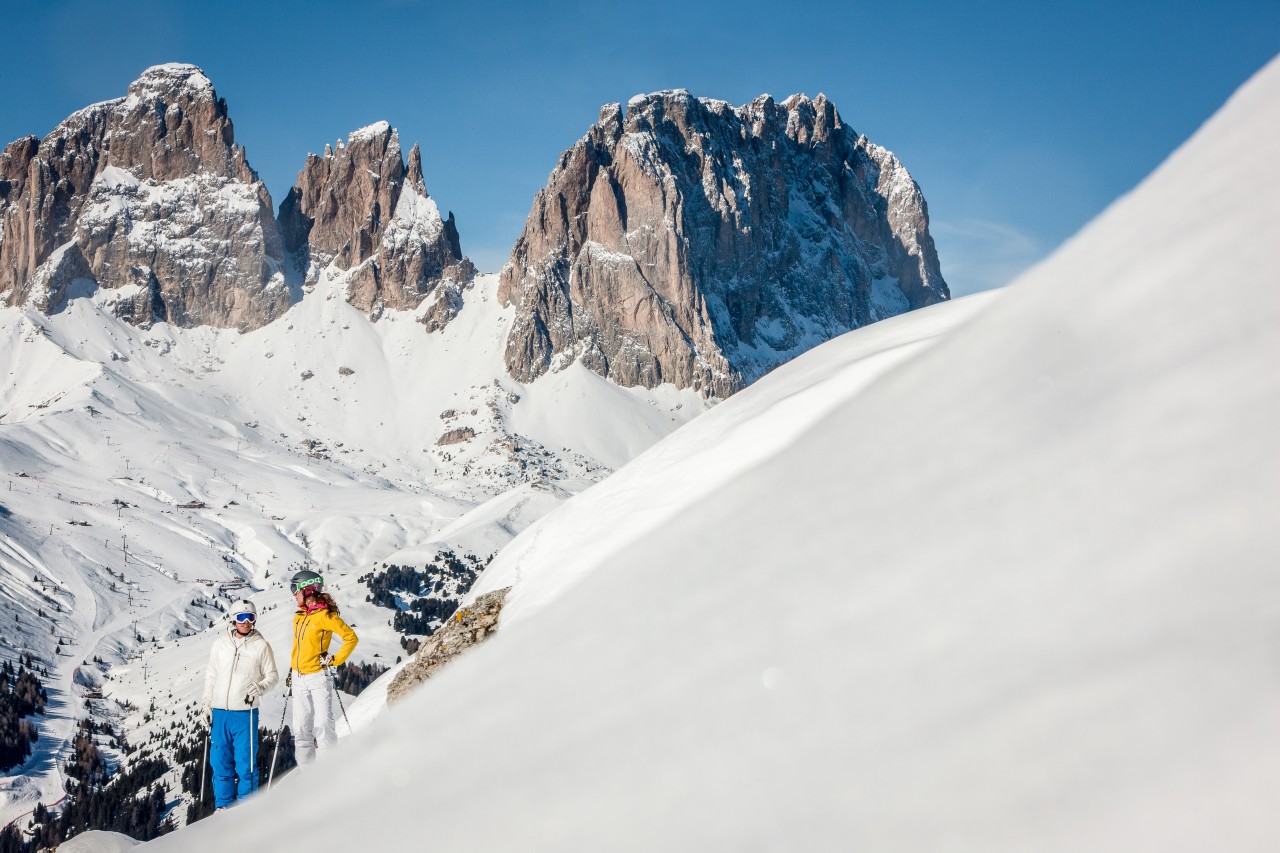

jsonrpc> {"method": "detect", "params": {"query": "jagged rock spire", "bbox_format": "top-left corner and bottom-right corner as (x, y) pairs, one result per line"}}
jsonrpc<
(278, 123), (474, 326)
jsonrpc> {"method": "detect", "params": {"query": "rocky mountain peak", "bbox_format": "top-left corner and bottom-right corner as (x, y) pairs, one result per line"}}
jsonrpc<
(779, 92), (840, 144)
(0, 64), (287, 330)
(125, 63), (216, 104)
(499, 90), (949, 397)
(624, 88), (692, 118)
(278, 123), (473, 326)
(406, 143), (426, 191)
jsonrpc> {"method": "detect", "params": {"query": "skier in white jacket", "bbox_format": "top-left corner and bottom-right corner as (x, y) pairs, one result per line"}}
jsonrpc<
(200, 599), (279, 809)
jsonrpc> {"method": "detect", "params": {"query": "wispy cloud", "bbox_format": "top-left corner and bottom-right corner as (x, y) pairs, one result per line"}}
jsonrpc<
(467, 244), (515, 276)
(931, 218), (1045, 297)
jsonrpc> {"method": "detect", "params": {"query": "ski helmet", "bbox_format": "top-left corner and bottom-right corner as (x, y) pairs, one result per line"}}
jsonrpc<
(290, 569), (324, 595)
(229, 599), (257, 624)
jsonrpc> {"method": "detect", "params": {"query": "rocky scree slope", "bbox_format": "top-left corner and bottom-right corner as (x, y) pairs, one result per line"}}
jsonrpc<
(277, 121), (474, 326)
(500, 90), (948, 398)
(0, 63), (288, 330)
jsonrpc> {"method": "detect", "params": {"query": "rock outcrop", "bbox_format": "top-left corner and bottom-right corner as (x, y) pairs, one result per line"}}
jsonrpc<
(386, 587), (509, 704)
(277, 121), (474, 326)
(500, 90), (949, 397)
(0, 64), (288, 330)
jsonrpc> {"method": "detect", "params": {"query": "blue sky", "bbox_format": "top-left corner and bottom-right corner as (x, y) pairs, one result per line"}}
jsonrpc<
(1, 1), (1276, 296)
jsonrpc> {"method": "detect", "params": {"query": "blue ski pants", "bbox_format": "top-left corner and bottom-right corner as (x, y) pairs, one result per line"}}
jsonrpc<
(211, 708), (259, 807)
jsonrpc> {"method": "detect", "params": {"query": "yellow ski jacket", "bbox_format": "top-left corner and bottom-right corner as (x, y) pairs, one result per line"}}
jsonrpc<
(291, 606), (359, 674)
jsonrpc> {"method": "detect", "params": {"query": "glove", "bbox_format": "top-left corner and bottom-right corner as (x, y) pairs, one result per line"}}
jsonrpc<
(199, 700), (211, 723)
(244, 683), (262, 704)
(284, 671), (292, 689)
(319, 653), (334, 668)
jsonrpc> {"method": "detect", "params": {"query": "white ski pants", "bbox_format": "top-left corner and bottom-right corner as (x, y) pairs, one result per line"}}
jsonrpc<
(292, 670), (336, 765)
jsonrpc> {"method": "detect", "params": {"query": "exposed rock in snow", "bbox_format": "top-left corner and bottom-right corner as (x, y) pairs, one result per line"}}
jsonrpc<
(277, 123), (474, 323)
(436, 427), (475, 446)
(385, 586), (508, 705)
(500, 90), (948, 397)
(0, 64), (287, 330)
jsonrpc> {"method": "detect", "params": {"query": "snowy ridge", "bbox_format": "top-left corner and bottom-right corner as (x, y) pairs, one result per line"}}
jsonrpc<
(348, 120), (392, 143)
(470, 290), (1001, 626)
(67, 65), (214, 124)
(121, 67), (212, 112)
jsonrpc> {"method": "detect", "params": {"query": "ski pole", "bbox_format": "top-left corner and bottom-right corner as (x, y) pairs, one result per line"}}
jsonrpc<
(267, 673), (291, 790)
(199, 726), (209, 812)
(248, 704), (256, 794)
(326, 664), (352, 735)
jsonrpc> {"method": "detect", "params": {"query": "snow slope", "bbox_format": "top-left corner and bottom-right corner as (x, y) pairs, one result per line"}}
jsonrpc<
(147, 55), (1280, 851)
(469, 288), (1001, 626)
(56, 830), (138, 853)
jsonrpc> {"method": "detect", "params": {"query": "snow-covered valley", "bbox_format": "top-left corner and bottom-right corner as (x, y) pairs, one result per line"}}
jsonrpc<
(0, 269), (712, 827)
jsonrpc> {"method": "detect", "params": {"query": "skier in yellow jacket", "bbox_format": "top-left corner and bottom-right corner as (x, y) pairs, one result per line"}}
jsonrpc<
(288, 569), (358, 764)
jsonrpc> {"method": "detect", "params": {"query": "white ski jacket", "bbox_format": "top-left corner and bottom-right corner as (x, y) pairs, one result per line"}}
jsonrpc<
(201, 627), (280, 711)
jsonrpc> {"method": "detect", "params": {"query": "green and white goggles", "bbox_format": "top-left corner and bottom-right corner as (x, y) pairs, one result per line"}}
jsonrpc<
(291, 576), (324, 594)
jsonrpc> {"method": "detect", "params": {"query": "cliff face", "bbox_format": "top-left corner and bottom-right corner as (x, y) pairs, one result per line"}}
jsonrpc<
(277, 121), (474, 327)
(0, 64), (288, 330)
(499, 90), (949, 397)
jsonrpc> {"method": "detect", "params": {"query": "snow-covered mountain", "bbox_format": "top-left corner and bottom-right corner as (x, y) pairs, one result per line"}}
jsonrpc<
(0, 63), (474, 335)
(0, 64), (288, 330)
(500, 90), (949, 397)
(3, 68), (950, 403)
(148, 55), (1279, 852)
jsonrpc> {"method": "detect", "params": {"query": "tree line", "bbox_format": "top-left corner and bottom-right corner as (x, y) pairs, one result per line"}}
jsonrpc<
(359, 551), (492, 654)
(331, 661), (388, 695)
(0, 718), (170, 851)
(0, 657), (48, 772)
